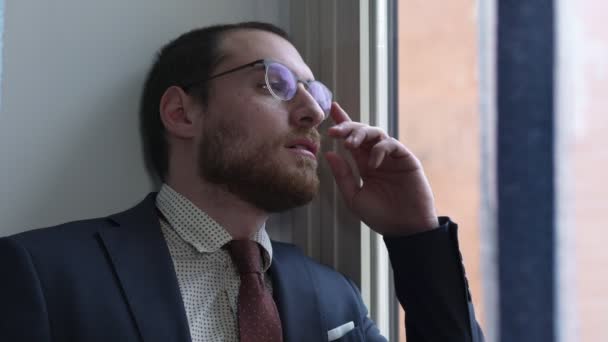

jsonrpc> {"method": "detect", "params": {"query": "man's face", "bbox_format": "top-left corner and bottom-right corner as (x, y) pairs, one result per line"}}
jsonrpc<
(196, 29), (326, 213)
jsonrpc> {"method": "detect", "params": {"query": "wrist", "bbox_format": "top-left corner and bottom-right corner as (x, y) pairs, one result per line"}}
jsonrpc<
(378, 216), (440, 237)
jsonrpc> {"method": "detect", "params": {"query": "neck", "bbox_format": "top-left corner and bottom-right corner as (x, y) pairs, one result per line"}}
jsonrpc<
(165, 176), (269, 240)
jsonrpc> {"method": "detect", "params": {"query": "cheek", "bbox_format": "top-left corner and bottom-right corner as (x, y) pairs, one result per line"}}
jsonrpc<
(210, 82), (290, 132)
(238, 95), (289, 128)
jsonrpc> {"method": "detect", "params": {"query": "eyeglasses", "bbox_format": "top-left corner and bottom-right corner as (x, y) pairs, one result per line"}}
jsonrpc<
(182, 59), (333, 118)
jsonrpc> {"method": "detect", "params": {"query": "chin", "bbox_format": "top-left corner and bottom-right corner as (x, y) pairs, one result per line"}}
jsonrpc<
(252, 169), (320, 213)
(290, 153), (318, 170)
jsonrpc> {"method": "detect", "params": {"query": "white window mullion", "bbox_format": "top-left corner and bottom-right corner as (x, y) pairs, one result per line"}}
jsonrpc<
(362, 0), (392, 338)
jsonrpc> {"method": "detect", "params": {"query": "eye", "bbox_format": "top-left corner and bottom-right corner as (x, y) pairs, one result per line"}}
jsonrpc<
(269, 80), (289, 92)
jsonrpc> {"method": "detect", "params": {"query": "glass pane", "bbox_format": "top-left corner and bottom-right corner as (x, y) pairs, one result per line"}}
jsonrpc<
(558, 1), (608, 341)
(395, 0), (483, 339)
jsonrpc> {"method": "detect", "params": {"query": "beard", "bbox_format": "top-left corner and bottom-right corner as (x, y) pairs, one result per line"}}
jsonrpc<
(198, 118), (320, 213)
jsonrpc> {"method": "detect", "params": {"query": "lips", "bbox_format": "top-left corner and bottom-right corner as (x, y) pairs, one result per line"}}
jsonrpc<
(286, 138), (319, 156)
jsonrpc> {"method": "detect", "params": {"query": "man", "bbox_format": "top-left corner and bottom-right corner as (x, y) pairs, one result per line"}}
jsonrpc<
(0, 22), (483, 341)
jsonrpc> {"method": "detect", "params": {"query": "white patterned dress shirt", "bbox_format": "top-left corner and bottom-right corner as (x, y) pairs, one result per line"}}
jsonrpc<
(156, 184), (274, 342)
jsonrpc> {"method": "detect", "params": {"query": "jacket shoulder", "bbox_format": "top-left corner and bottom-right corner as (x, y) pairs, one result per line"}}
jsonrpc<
(5, 216), (114, 249)
(4, 192), (157, 251)
(272, 241), (349, 279)
(271, 241), (366, 313)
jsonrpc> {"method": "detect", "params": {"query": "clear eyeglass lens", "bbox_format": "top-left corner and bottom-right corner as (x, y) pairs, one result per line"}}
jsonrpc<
(266, 63), (296, 100)
(308, 81), (332, 114)
(266, 61), (332, 115)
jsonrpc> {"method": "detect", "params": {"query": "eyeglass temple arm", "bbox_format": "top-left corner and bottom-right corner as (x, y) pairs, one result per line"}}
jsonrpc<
(181, 59), (265, 91)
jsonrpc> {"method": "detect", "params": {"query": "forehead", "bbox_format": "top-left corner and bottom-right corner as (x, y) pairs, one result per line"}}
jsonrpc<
(217, 29), (314, 80)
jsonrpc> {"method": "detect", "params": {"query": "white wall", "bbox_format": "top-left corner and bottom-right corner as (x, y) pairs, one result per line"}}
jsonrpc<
(0, 0), (289, 236)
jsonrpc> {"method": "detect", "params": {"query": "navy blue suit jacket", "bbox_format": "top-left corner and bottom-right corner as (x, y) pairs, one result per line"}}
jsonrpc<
(0, 193), (483, 341)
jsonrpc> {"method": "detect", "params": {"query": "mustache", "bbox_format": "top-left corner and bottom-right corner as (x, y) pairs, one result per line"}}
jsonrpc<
(283, 129), (321, 145)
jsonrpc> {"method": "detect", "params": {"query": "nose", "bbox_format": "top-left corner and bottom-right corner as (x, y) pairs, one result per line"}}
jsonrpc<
(289, 83), (326, 128)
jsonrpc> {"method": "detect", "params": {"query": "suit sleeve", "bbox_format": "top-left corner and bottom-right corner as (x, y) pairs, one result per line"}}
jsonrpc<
(383, 217), (484, 342)
(0, 237), (52, 341)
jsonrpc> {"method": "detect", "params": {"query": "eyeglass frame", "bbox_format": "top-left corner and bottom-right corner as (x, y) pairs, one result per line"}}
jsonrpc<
(180, 58), (333, 118)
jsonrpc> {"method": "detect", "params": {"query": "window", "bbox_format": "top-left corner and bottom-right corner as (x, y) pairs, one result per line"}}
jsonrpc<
(557, 1), (608, 341)
(392, 0), (483, 339)
(287, 1), (608, 340)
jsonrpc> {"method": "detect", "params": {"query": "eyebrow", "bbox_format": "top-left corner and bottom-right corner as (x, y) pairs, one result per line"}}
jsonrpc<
(278, 62), (315, 83)
(292, 66), (316, 83)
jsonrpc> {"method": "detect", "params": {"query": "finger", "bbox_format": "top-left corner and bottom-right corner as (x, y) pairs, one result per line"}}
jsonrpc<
(330, 102), (352, 125)
(325, 151), (359, 205)
(349, 127), (389, 148)
(368, 138), (408, 168)
(347, 128), (367, 148)
(328, 121), (388, 141)
(327, 121), (365, 138)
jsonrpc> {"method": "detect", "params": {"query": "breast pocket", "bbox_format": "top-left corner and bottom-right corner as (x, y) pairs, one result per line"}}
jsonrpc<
(330, 326), (363, 342)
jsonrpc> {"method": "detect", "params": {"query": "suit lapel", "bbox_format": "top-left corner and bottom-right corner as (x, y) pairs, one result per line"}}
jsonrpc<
(270, 242), (326, 342)
(98, 193), (191, 342)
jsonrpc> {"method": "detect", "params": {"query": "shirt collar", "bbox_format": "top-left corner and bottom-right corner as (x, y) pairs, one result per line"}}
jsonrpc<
(156, 184), (273, 271)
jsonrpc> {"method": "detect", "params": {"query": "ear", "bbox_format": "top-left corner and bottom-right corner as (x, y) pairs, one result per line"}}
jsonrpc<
(159, 86), (202, 139)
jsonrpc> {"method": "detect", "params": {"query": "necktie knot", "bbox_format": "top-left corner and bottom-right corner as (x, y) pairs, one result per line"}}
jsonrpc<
(228, 240), (262, 274)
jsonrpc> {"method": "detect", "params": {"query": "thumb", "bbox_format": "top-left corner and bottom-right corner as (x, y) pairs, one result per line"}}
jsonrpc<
(324, 151), (359, 206)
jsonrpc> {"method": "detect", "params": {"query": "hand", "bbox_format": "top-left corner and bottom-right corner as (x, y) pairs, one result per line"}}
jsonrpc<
(324, 102), (439, 236)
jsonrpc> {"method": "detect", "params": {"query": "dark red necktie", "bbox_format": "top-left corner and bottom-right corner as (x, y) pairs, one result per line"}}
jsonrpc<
(229, 240), (283, 342)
